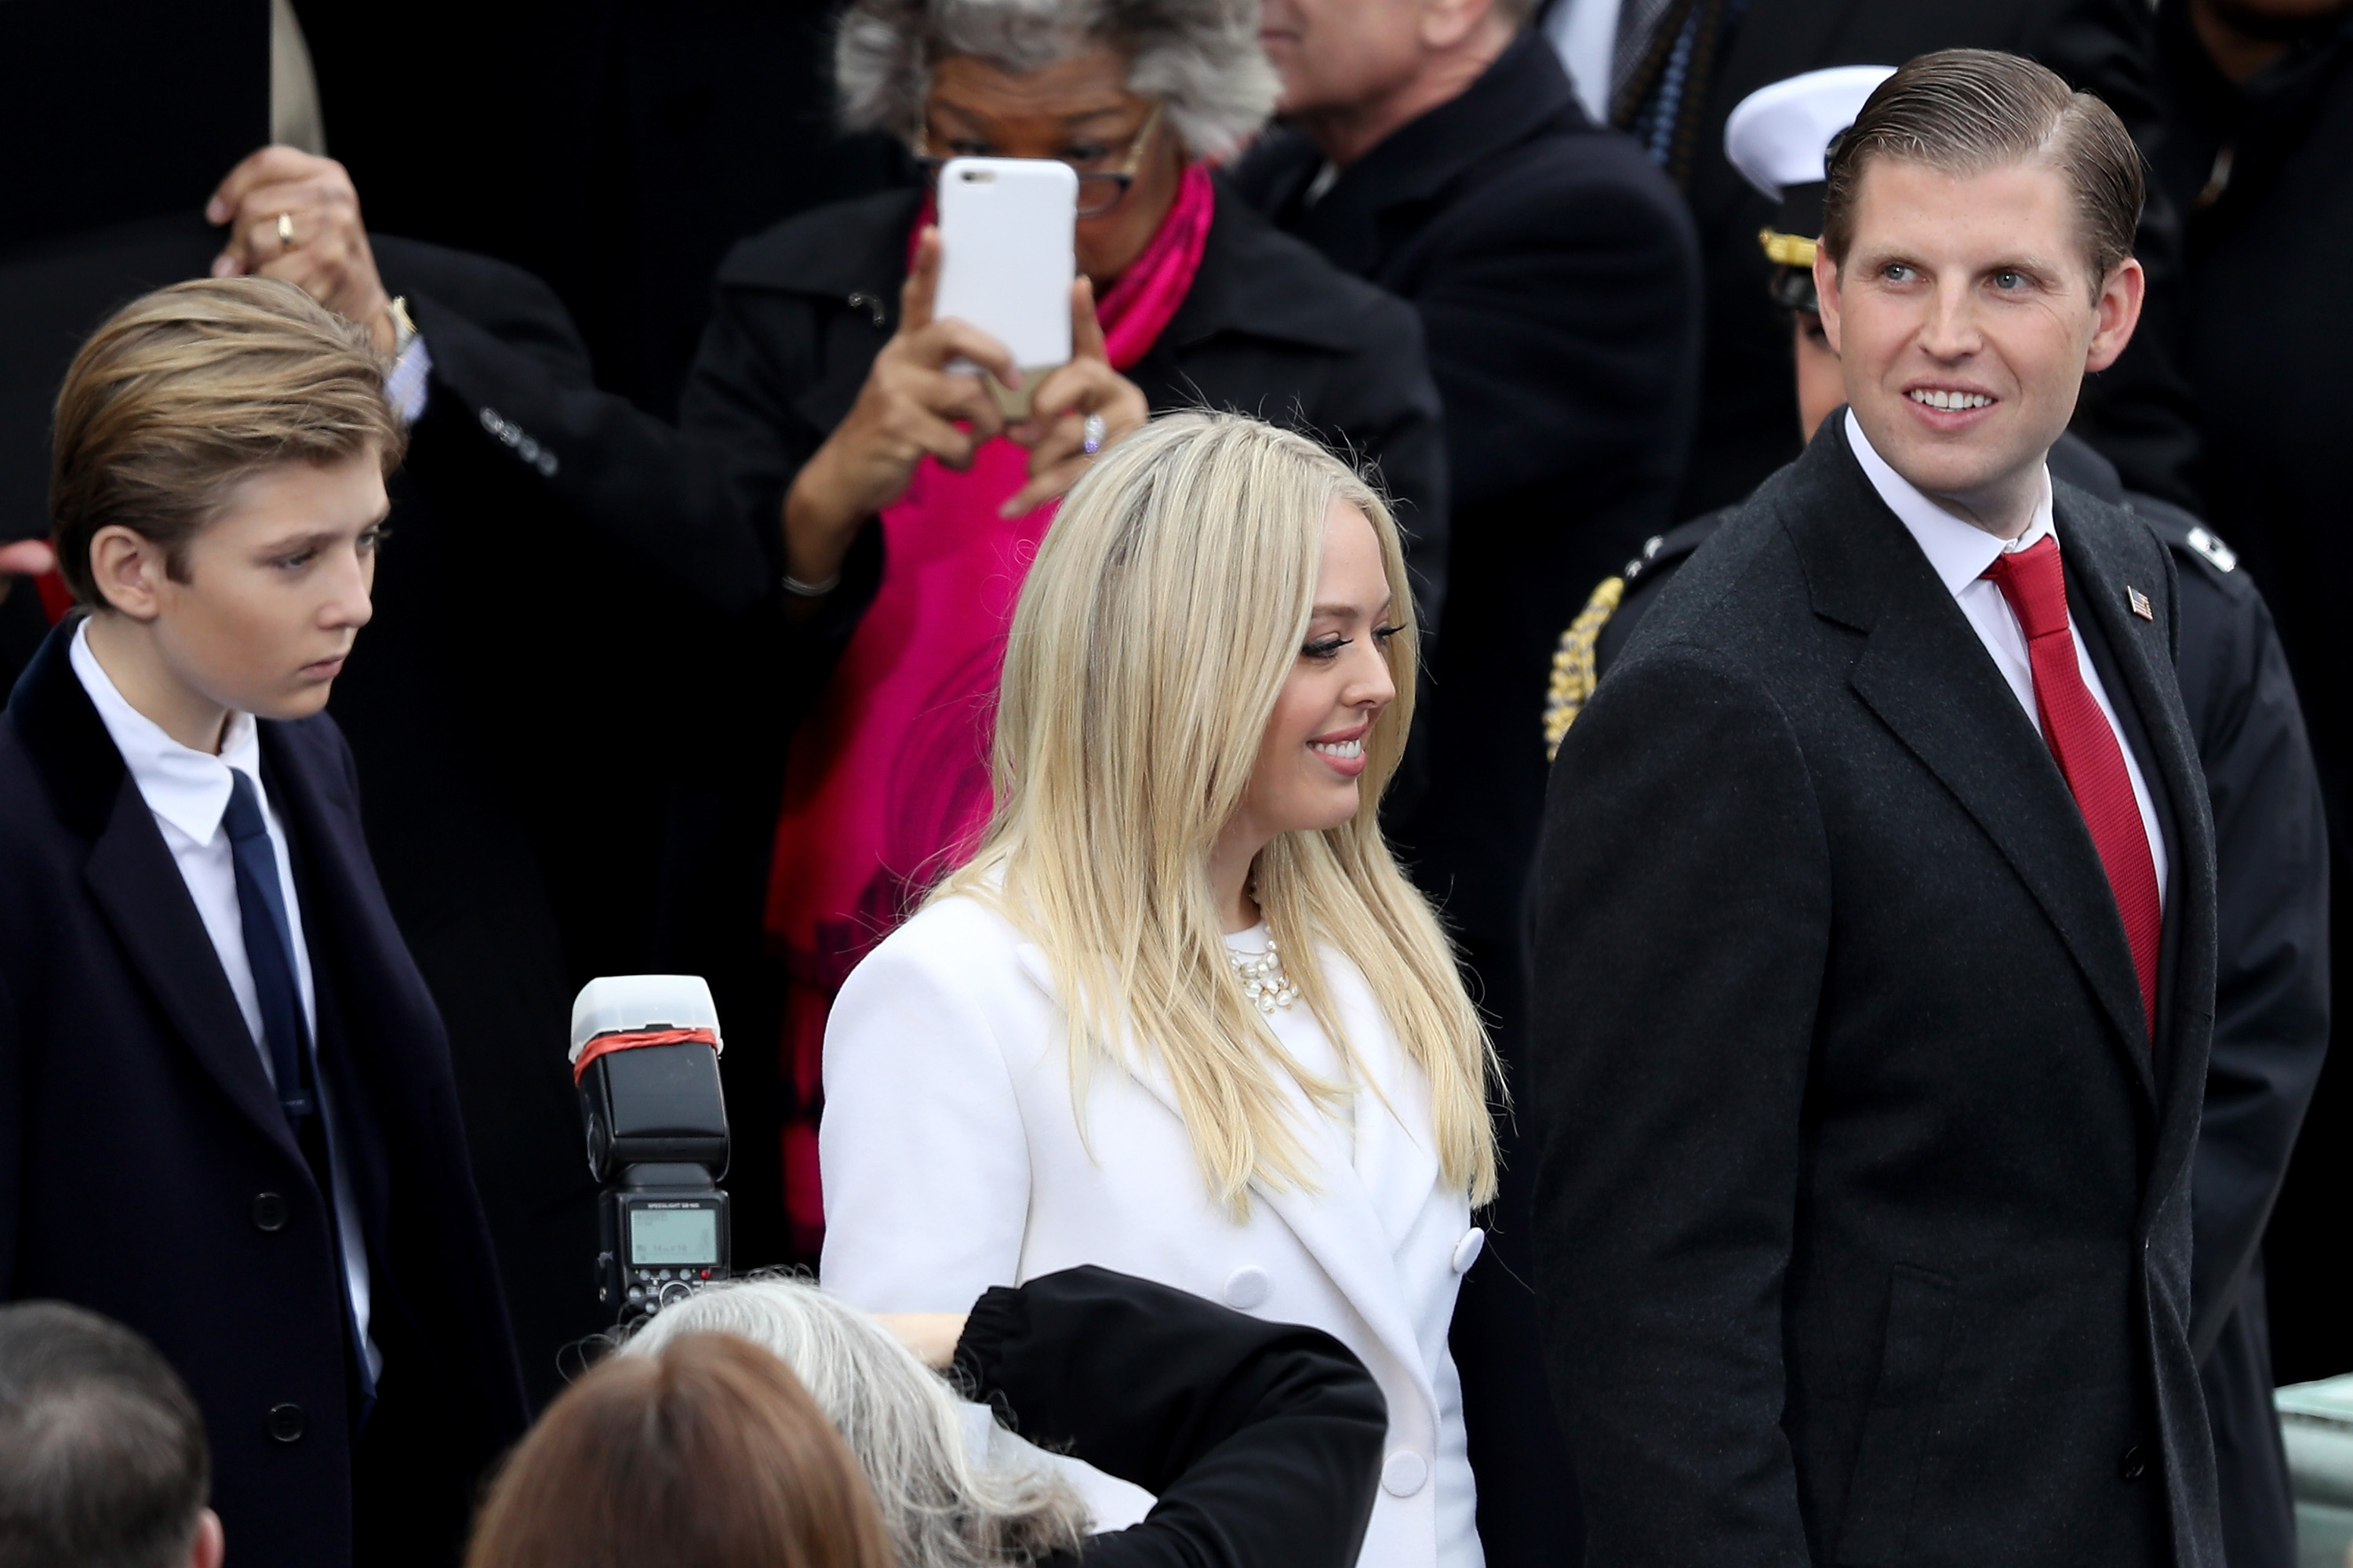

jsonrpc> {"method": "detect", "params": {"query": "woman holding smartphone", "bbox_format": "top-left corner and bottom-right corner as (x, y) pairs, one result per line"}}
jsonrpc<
(753, 0), (1449, 1254)
(820, 413), (1495, 1568)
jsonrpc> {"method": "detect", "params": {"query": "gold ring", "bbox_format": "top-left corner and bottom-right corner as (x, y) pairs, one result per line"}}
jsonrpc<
(276, 212), (296, 249)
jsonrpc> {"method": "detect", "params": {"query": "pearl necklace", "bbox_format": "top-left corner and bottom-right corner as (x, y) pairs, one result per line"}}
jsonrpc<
(1229, 938), (1301, 1013)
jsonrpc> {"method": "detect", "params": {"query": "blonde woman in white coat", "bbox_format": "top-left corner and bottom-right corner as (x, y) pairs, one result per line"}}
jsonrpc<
(819, 413), (1499, 1568)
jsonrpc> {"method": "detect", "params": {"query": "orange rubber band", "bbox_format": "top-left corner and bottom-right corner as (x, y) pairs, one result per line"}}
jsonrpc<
(572, 1026), (719, 1085)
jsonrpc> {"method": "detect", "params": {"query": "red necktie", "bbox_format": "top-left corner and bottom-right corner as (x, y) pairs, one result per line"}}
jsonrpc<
(1981, 537), (2162, 1037)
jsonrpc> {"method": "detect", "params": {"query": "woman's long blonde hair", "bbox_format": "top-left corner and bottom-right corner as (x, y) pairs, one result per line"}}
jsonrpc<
(935, 412), (1498, 1213)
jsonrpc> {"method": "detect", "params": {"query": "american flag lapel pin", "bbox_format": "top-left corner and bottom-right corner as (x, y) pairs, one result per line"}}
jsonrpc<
(2128, 587), (2154, 621)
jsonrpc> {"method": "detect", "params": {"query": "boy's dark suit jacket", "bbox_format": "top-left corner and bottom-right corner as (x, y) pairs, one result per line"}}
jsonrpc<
(1533, 419), (2222, 1566)
(0, 623), (529, 1567)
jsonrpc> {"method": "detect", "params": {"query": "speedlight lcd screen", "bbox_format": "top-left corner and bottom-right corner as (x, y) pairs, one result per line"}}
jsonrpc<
(630, 1207), (718, 1266)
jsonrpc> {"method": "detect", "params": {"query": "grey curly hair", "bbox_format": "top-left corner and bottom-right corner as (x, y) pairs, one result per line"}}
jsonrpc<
(619, 1275), (1092, 1568)
(837, 0), (1279, 162)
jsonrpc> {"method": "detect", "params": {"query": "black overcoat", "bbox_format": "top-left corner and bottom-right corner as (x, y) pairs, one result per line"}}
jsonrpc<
(0, 623), (529, 1567)
(1532, 421), (2222, 1566)
(1577, 445), (2326, 1568)
(347, 235), (688, 1395)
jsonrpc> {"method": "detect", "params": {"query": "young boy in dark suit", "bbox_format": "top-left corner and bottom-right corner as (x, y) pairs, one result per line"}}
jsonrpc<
(0, 276), (526, 1566)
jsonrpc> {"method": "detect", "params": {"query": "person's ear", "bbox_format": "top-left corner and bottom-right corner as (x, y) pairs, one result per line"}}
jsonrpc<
(86, 526), (173, 621)
(1812, 248), (1845, 357)
(187, 1508), (225, 1568)
(1418, 0), (1499, 50)
(2084, 255), (2144, 374)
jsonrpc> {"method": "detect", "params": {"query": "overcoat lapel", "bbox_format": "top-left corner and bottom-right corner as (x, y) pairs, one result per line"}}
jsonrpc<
(5, 623), (304, 1162)
(1784, 433), (2158, 1100)
(1247, 1151), (1434, 1413)
(82, 803), (308, 1164)
(1009, 942), (1435, 1405)
(2054, 492), (2219, 1126)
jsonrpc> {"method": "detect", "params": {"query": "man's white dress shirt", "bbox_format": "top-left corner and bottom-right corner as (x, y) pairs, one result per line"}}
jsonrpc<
(71, 621), (380, 1376)
(1847, 411), (2168, 904)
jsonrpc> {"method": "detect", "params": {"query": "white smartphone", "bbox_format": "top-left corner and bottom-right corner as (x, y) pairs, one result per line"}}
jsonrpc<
(935, 158), (1078, 416)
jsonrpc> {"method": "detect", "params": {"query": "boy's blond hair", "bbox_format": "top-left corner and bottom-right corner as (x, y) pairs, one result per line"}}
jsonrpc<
(49, 276), (403, 606)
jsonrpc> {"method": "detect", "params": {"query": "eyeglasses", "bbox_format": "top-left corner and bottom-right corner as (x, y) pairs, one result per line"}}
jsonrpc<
(915, 100), (1166, 219)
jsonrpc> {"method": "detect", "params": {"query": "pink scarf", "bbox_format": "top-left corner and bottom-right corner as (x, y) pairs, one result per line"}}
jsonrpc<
(765, 164), (1216, 1250)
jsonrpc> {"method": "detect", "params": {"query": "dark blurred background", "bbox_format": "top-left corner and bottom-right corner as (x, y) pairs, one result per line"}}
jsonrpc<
(293, 0), (907, 420)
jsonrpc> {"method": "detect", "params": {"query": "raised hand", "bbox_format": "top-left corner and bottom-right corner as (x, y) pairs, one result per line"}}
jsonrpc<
(782, 227), (1024, 588)
(206, 147), (397, 354)
(999, 276), (1150, 518)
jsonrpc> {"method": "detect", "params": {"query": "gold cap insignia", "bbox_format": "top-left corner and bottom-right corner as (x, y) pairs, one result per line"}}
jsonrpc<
(1758, 228), (1819, 268)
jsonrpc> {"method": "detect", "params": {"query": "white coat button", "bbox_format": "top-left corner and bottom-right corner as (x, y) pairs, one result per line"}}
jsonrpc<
(1382, 1450), (1429, 1497)
(1224, 1265), (1271, 1310)
(1451, 1227), (1486, 1274)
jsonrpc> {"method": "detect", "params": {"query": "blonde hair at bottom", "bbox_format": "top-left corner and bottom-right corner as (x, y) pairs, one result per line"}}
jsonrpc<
(935, 411), (1499, 1213)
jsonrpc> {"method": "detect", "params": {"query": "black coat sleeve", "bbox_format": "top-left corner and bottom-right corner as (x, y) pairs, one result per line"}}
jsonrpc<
(387, 233), (885, 673)
(2163, 538), (2331, 1359)
(410, 293), (788, 617)
(1531, 641), (1827, 1568)
(951, 1265), (1387, 1568)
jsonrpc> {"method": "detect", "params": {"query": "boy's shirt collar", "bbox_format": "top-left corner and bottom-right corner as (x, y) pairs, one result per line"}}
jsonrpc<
(67, 617), (264, 848)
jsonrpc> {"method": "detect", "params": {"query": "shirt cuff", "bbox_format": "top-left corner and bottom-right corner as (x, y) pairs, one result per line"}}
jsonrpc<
(386, 331), (433, 426)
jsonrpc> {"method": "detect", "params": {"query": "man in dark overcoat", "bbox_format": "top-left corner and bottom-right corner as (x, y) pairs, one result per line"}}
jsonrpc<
(1547, 64), (2325, 1565)
(1533, 52), (2224, 1566)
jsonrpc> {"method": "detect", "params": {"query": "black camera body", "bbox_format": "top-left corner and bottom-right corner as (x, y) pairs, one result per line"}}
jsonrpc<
(571, 976), (733, 1326)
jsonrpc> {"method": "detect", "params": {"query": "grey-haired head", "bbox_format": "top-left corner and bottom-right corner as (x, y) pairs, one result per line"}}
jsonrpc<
(836, 0), (1278, 161)
(620, 1275), (1089, 1568)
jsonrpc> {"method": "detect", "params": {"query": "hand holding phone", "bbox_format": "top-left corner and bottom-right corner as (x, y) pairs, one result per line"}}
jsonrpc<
(997, 276), (1151, 518)
(936, 158), (1078, 417)
(780, 229), (1022, 588)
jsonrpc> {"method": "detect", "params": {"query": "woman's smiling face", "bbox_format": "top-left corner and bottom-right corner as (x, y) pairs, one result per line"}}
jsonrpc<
(1231, 500), (1402, 847)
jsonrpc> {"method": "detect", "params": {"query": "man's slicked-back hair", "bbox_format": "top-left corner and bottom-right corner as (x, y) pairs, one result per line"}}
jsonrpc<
(0, 1301), (210, 1568)
(49, 275), (403, 608)
(1820, 48), (2144, 289)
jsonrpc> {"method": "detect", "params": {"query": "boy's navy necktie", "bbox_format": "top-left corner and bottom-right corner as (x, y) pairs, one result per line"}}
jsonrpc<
(224, 769), (376, 1411)
(224, 770), (315, 1128)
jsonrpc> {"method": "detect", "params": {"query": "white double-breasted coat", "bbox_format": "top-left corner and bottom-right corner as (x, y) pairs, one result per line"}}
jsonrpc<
(818, 893), (1486, 1568)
